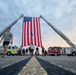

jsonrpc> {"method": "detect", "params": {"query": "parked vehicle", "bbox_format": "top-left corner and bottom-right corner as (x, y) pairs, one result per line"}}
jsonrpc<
(71, 48), (76, 56)
(7, 45), (18, 56)
(0, 45), (18, 56)
(63, 47), (76, 56)
(48, 47), (62, 56)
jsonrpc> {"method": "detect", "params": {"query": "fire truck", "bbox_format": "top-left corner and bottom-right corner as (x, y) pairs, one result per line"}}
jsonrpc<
(40, 15), (76, 56)
(48, 47), (61, 56)
(62, 47), (76, 56)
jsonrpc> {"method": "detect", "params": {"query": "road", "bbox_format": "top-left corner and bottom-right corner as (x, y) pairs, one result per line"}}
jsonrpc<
(36, 56), (76, 75)
(0, 56), (31, 75)
(0, 56), (76, 75)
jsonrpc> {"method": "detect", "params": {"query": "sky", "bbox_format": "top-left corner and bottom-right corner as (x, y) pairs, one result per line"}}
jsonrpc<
(0, 0), (76, 50)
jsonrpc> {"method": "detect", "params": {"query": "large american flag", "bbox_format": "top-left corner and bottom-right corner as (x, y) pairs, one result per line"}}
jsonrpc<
(22, 17), (42, 47)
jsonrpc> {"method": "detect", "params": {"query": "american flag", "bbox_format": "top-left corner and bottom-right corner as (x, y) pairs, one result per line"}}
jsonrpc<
(22, 17), (42, 47)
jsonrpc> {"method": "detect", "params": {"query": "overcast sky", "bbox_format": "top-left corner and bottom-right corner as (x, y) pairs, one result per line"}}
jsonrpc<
(0, 0), (76, 49)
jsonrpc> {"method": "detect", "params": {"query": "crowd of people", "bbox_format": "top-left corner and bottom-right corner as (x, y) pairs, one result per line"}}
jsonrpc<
(17, 45), (48, 56)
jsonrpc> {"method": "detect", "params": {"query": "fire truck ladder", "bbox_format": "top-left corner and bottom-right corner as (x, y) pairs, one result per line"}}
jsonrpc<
(40, 15), (75, 48)
(0, 14), (24, 37)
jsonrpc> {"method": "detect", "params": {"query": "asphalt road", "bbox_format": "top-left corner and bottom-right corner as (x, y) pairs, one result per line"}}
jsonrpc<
(0, 56), (31, 75)
(36, 56), (76, 75)
(0, 56), (76, 75)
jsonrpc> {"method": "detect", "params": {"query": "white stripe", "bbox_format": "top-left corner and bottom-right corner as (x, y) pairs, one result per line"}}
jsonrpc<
(35, 18), (38, 46)
(22, 24), (24, 46)
(32, 18), (35, 45)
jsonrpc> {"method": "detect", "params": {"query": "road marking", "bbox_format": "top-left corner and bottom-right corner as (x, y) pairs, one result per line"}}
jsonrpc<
(0, 56), (29, 69)
(50, 62), (76, 73)
(18, 56), (48, 75)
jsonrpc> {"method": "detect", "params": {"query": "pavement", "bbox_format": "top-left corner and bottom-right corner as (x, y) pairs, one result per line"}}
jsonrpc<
(18, 56), (47, 75)
(0, 56), (76, 75)
(36, 56), (76, 75)
(0, 56), (31, 75)
(37, 56), (76, 74)
(0, 56), (31, 69)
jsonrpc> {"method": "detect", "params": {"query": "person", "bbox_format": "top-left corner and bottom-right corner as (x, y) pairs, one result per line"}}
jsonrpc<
(22, 48), (25, 55)
(0, 27), (13, 57)
(36, 47), (39, 55)
(44, 50), (47, 56)
(26, 48), (28, 54)
(30, 44), (35, 56)
(28, 46), (31, 55)
(18, 47), (22, 55)
(42, 46), (45, 55)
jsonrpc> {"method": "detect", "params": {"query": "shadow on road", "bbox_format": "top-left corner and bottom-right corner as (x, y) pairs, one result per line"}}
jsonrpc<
(0, 57), (31, 75)
(36, 57), (76, 75)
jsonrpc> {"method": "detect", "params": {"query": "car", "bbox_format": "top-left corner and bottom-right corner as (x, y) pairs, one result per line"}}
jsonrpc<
(7, 45), (18, 56)
(0, 45), (18, 56)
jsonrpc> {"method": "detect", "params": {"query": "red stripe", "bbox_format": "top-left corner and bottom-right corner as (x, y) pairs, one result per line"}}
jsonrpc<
(36, 18), (39, 47)
(24, 23), (26, 46)
(35, 18), (38, 46)
(31, 18), (33, 45)
(37, 18), (40, 47)
(34, 18), (38, 46)
(28, 22), (30, 45)
(22, 23), (24, 46)
(38, 18), (42, 47)
(29, 22), (31, 45)
(30, 22), (32, 45)
(27, 22), (29, 45)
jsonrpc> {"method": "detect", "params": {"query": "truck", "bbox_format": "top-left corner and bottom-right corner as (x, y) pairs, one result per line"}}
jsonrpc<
(62, 47), (76, 56)
(48, 47), (61, 56)
(40, 15), (76, 56)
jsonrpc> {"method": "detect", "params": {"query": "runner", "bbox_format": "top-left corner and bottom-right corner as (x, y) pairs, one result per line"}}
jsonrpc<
(30, 44), (35, 56)
(0, 27), (13, 57)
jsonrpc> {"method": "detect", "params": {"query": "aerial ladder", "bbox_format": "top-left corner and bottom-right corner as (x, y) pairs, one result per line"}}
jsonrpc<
(0, 14), (24, 37)
(40, 15), (76, 48)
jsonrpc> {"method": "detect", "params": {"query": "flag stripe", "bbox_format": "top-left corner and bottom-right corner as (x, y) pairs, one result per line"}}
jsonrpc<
(35, 17), (38, 46)
(34, 18), (36, 46)
(32, 18), (34, 45)
(24, 23), (27, 46)
(30, 22), (32, 44)
(22, 23), (24, 46)
(38, 18), (42, 47)
(37, 18), (40, 47)
(28, 22), (31, 45)
(36, 18), (39, 46)
(27, 22), (29, 45)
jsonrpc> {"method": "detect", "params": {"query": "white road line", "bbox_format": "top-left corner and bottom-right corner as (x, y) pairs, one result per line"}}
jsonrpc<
(50, 62), (76, 73)
(18, 56), (48, 75)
